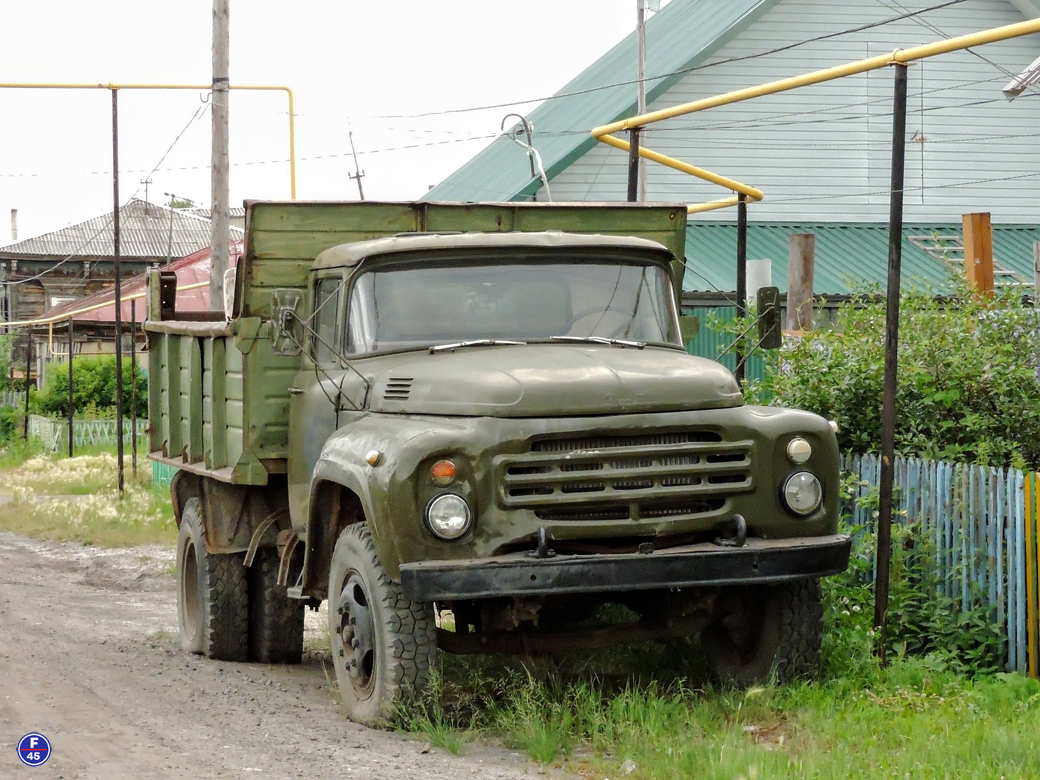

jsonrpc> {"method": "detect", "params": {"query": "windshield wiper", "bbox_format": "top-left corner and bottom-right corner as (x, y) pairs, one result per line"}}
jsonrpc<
(550, 336), (646, 349)
(429, 339), (527, 353)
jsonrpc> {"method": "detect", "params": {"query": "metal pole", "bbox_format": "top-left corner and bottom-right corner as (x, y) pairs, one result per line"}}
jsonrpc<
(874, 62), (909, 665)
(112, 88), (125, 494)
(130, 299), (137, 477)
(636, 0), (647, 201)
(67, 319), (74, 457)
(735, 192), (748, 385)
(210, 0), (231, 310)
(22, 331), (30, 440)
(627, 127), (641, 202)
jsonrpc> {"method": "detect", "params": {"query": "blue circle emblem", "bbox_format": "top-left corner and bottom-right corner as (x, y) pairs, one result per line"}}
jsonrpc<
(17, 732), (52, 767)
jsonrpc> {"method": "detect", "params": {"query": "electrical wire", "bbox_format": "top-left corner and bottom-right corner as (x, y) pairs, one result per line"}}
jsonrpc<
(362, 0), (975, 121)
(2, 101), (214, 290)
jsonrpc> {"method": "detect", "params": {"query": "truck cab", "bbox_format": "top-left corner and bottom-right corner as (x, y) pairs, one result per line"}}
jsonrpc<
(147, 201), (850, 726)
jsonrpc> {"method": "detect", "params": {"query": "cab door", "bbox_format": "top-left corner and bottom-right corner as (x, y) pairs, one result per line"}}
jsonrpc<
(287, 275), (345, 535)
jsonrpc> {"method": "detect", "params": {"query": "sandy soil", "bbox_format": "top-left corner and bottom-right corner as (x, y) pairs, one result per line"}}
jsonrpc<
(0, 531), (547, 779)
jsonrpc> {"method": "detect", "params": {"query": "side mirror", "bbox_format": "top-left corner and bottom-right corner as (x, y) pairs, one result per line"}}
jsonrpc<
(270, 288), (303, 356)
(756, 286), (782, 350)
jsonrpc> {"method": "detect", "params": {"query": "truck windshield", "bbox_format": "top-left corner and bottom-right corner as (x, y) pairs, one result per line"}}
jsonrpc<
(344, 257), (680, 354)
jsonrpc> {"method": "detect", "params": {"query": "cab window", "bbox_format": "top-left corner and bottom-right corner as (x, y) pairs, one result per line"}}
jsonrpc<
(312, 277), (341, 364)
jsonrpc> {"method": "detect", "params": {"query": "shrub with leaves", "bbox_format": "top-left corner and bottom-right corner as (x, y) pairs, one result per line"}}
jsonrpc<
(749, 282), (1040, 470)
(32, 355), (146, 419)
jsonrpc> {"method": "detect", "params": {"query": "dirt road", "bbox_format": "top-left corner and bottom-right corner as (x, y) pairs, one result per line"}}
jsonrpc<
(0, 532), (541, 779)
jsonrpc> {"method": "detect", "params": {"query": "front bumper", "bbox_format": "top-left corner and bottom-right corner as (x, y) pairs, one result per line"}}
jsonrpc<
(400, 533), (852, 601)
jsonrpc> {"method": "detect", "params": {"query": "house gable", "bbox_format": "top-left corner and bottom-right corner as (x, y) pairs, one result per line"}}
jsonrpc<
(423, 0), (780, 203)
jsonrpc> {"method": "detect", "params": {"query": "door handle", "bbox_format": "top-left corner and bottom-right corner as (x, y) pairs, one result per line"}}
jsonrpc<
(288, 386), (304, 395)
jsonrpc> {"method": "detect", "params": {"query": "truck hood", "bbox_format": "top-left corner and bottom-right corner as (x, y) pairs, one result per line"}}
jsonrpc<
(364, 344), (743, 417)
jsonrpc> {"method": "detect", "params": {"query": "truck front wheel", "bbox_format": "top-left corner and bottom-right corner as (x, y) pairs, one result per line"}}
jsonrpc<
(328, 524), (437, 726)
(176, 497), (249, 661)
(701, 578), (823, 686)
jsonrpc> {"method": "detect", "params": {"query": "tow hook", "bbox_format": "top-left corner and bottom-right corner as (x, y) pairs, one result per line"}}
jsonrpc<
(529, 527), (556, 559)
(714, 514), (747, 548)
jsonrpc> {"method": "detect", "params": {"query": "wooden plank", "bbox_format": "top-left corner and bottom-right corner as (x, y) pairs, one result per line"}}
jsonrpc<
(147, 333), (163, 454)
(205, 338), (229, 470)
(164, 334), (182, 458)
(183, 337), (204, 464)
(1027, 472), (1038, 678)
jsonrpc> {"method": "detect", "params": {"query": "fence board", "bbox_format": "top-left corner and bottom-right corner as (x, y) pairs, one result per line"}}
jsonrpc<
(843, 453), (1040, 676)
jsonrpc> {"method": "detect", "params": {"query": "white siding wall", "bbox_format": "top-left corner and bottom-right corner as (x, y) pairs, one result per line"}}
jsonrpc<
(541, 0), (1040, 223)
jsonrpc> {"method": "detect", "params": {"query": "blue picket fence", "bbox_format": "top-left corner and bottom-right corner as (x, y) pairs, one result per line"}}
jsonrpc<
(843, 453), (1040, 676)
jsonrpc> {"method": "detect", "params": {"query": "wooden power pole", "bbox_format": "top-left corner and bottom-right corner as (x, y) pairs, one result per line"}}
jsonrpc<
(210, 0), (231, 311)
(963, 212), (994, 297)
(787, 233), (816, 332)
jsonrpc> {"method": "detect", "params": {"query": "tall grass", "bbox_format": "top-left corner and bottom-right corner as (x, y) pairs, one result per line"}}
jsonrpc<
(397, 644), (1040, 778)
(0, 451), (175, 546)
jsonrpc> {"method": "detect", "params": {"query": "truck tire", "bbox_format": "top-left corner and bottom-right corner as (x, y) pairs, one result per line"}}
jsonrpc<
(328, 523), (437, 726)
(176, 497), (249, 661)
(701, 578), (823, 686)
(248, 546), (304, 664)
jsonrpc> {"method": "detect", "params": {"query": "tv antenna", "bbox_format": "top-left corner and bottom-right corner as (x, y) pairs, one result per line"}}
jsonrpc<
(348, 132), (366, 200)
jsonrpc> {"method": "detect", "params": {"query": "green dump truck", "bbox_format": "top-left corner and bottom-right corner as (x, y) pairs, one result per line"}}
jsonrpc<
(146, 200), (850, 725)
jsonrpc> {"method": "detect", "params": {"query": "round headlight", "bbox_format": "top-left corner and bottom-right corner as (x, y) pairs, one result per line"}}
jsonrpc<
(781, 471), (823, 516)
(786, 437), (812, 464)
(425, 493), (472, 540)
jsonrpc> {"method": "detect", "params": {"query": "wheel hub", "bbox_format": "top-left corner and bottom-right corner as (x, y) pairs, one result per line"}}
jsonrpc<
(336, 572), (376, 692)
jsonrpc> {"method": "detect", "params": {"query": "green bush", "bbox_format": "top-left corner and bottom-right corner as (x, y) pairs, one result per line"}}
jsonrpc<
(32, 355), (147, 419)
(0, 405), (15, 444)
(748, 282), (1040, 470)
(0, 334), (12, 391)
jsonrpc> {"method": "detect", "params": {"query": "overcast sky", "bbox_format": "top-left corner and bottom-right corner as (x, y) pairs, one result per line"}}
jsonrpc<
(0, 1), (670, 243)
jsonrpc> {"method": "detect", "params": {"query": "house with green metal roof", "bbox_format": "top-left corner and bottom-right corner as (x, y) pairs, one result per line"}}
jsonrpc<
(426, 0), (1040, 299)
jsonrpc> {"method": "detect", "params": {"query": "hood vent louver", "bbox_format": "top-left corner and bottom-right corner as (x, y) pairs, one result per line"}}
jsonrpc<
(383, 377), (414, 401)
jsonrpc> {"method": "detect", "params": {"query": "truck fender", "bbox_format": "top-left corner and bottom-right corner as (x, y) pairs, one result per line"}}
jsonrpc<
(300, 462), (398, 600)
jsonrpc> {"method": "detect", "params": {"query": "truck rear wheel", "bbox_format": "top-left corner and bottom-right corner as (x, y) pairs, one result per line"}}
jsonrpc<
(701, 578), (823, 686)
(328, 523), (437, 726)
(248, 546), (305, 664)
(176, 497), (249, 661)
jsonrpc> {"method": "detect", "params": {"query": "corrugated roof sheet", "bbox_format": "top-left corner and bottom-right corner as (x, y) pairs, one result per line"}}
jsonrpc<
(423, 0), (778, 203)
(0, 199), (244, 260)
(683, 222), (1040, 294)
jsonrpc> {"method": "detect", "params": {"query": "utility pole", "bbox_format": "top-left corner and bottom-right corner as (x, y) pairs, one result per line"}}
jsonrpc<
(874, 62), (910, 666)
(140, 177), (153, 211)
(348, 132), (366, 200)
(210, 0), (231, 311)
(635, 0), (659, 201)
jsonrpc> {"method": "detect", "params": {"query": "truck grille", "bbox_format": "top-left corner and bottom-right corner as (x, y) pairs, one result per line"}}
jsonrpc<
(496, 431), (753, 522)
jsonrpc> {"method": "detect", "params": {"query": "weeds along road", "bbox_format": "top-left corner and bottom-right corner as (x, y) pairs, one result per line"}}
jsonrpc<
(0, 531), (539, 780)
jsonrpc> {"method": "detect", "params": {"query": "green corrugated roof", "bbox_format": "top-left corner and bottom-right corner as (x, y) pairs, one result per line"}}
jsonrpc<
(423, 0), (779, 203)
(683, 222), (1040, 295)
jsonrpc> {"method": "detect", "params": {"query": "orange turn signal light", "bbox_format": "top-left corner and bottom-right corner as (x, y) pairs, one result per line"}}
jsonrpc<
(431, 460), (457, 486)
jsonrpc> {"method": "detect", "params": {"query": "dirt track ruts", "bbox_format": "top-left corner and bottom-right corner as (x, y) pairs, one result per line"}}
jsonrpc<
(0, 531), (546, 779)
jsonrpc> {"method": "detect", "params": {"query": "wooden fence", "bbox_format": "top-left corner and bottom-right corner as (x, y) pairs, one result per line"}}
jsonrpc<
(844, 454), (1040, 677)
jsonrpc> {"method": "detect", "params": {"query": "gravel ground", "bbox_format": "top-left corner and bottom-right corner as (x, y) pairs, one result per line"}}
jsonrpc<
(0, 531), (552, 779)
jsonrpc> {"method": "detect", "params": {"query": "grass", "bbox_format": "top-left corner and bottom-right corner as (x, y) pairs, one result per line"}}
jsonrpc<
(0, 444), (175, 547)
(395, 636), (1040, 778)
(4, 438), (1036, 776)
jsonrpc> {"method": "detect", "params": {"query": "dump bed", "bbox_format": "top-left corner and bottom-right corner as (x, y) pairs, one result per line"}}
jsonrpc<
(146, 200), (688, 485)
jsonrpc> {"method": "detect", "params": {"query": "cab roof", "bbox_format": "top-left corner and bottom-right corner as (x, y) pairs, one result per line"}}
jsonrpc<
(311, 230), (675, 271)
